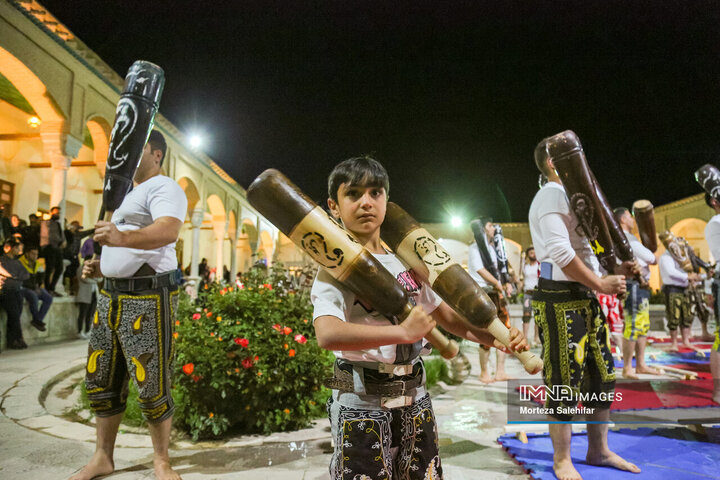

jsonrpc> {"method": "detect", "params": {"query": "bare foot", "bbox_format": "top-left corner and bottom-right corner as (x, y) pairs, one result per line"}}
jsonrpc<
(478, 373), (494, 384)
(622, 368), (639, 380)
(69, 452), (114, 480)
(636, 365), (661, 375)
(668, 343), (679, 353)
(154, 459), (182, 480)
(554, 457), (583, 480)
(700, 333), (715, 342)
(586, 450), (640, 474)
(494, 373), (512, 382)
(712, 392), (720, 405)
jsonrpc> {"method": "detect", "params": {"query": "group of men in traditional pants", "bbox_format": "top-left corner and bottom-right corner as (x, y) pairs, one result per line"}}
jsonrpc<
(67, 127), (719, 480)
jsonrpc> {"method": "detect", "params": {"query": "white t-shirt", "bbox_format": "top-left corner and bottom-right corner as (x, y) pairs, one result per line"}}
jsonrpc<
(624, 230), (655, 282)
(522, 261), (540, 291)
(467, 241), (497, 288)
(101, 175), (187, 278)
(659, 252), (689, 288)
(705, 214), (720, 264)
(311, 252), (442, 364)
(528, 182), (600, 282)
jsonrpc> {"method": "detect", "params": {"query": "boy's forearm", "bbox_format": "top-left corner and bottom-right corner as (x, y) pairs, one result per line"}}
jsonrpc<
(314, 315), (410, 351)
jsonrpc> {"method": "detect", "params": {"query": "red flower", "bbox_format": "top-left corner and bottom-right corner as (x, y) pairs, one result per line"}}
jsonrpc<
(192, 313), (201, 320)
(182, 363), (194, 375)
(241, 358), (253, 369)
(234, 338), (249, 348)
(294, 334), (307, 344)
(272, 324), (282, 332)
(283, 326), (293, 335)
(206, 312), (213, 318)
(192, 374), (201, 382)
(288, 349), (296, 357)
(263, 283), (273, 290)
(254, 355), (259, 361)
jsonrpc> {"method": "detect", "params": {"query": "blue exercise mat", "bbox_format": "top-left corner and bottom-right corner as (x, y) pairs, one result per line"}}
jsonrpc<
(498, 427), (720, 479)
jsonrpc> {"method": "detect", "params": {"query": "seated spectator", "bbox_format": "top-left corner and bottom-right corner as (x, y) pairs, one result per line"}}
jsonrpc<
(19, 245), (53, 331)
(76, 255), (101, 338)
(0, 238), (32, 349)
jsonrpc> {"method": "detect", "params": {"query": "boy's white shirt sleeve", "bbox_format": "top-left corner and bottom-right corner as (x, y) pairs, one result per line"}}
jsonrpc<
(311, 269), (348, 322)
(418, 278), (443, 315)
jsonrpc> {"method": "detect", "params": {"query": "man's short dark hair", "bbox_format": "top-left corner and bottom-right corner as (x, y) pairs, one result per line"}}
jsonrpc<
(28, 213), (38, 220)
(328, 156), (390, 202)
(526, 245), (535, 255)
(4, 237), (20, 249)
(613, 207), (629, 225)
(705, 192), (716, 208)
(50, 206), (60, 212)
(534, 139), (552, 175)
(148, 130), (167, 166)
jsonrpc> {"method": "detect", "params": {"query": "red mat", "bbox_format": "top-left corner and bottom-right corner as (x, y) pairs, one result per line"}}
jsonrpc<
(665, 363), (712, 380)
(612, 379), (718, 411)
(525, 379), (719, 411)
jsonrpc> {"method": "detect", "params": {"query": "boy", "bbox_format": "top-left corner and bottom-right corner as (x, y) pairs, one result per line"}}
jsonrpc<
(312, 156), (528, 479)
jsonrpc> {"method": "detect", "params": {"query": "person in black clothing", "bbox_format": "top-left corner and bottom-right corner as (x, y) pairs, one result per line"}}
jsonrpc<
(64, 220), (82, 295)
(0, 238), (36, 349)
(0, 204), (12, 240)
(41, 206), (66, 295)
(21, 214), (41, 248)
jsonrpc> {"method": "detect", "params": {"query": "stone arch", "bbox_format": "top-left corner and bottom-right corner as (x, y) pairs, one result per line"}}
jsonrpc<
(206, 194), (227, 274)
(670, 218), (709, 262)
(0, 46), (65, 129)
(236, 218), (257, 273)
(504, 238), (522, 278)
(84, 116), (111, 176)
(258, 230), (274, 266)
(177, 177), (200, 217)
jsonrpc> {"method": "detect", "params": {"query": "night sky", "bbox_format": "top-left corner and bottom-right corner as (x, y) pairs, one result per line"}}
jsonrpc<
(38, 0), (720, 222)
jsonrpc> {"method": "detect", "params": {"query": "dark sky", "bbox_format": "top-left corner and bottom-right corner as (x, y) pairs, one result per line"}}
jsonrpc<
(39, 0), (720, 222)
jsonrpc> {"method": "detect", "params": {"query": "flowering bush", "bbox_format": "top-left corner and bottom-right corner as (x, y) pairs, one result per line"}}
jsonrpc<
(173, 264), (333, 439)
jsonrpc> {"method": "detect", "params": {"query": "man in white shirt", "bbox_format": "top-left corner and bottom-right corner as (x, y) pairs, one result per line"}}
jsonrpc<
(700, 189), (720, 404)
(72, 131), (187, 480)
(659, 250), (697, 352)
(614, 207), (661, 379)
(530, 137), (639, 479)
(520, 246), (541, 346)
(468, 219), (512, 383)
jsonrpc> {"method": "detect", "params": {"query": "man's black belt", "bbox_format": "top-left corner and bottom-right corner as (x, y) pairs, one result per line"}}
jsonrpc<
(104, 270), (177, 293)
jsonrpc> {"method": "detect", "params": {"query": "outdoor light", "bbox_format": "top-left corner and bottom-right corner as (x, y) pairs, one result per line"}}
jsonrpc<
(451, 216), (462, 227)
(27, 116), (41, 128)
(189, 134), (203, 149)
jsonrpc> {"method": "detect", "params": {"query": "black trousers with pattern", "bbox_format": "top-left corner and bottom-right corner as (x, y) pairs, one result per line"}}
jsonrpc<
(85, 284), (179, 423)
(532, 278), (616, 421)
(327, 393), (443, 480)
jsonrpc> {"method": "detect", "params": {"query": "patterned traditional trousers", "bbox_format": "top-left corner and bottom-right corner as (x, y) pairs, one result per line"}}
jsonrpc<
(532, 278), (616, 421)
(623, 280), (651, 341)
(663, 285), (692, 331)
(327, 361), (443, 480)
(85, 282), (179, 423)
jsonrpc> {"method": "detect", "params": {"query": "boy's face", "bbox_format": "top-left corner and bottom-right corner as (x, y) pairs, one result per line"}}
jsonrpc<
(328, 183), (387, 237)
(484, 222), (496, 238)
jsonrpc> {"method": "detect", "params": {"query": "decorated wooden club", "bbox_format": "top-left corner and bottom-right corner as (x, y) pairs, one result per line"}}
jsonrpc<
(381, 202), (543, 374)
(246, 169), (459, 359)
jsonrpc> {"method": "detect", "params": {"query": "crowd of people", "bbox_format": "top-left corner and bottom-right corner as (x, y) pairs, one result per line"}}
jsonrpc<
(0, 206), (99, 349)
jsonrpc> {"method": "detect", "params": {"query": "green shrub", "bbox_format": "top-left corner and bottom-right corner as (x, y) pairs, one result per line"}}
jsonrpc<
(173, 264), (334, 440)
(424, 357), (449, 388)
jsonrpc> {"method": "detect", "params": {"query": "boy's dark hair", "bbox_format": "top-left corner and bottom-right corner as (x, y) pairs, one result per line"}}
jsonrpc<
(148, 130), (167, 166)
(328, 156), (390, 202)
